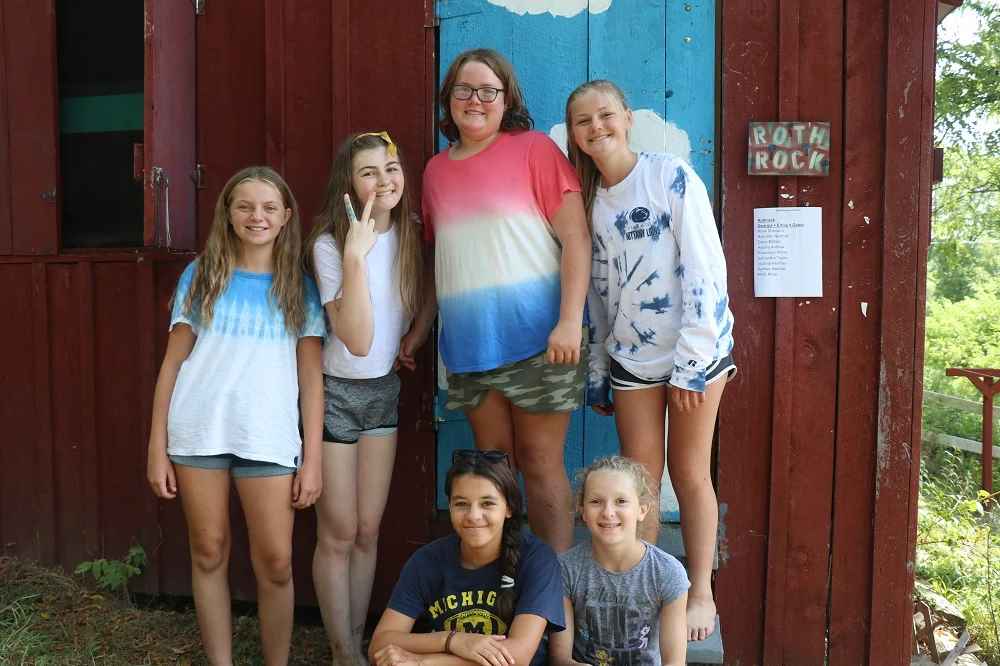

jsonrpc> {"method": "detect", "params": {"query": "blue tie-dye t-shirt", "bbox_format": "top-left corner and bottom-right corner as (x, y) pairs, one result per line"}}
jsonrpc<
(166, 262), (325, 468)
(586, 153), (735, 404)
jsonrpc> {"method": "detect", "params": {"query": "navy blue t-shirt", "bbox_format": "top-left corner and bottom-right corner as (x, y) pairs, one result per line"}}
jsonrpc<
(388, 531), (565, 666)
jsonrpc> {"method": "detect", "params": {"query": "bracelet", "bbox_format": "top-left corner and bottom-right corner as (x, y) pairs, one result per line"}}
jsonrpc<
(444, 629), (458, 654)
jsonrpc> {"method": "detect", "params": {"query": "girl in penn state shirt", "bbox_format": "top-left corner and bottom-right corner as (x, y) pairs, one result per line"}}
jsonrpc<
(565, 80), (735, 642)
(369, 450), (564, 666)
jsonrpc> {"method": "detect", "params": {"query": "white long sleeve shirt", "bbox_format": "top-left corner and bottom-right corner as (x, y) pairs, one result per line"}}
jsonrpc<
(586, 153), (735, 404)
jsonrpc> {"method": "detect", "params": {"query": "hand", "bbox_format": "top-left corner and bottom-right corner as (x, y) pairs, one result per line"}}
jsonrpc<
(591, 402), (614, 416)
(397, 321), (431, 371)
(668, 385), (705, 413)
(343, 192), (377, 260)
(546, 320), (581, 365)
(450, 631), (515, 666)
(292, 460), (322, 509)
(372, 644), (423, 666)
(147, 447), (177, 499)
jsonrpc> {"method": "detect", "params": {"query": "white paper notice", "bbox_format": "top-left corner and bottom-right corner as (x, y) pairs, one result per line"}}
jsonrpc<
(753, 207), (822, 297)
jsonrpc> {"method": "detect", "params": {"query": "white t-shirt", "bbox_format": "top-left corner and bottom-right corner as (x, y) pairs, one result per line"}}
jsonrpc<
(166, 262), (326, 468)
(312, 227), (411, 379)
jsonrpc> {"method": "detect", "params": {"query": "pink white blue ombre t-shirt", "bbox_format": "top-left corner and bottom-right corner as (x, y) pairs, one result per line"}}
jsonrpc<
(422, 130), (582, 374)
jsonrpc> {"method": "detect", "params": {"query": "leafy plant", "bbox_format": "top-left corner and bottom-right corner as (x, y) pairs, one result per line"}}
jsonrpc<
(74, 545), (147, 596)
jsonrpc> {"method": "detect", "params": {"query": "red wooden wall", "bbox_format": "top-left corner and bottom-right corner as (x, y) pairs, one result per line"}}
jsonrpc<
(715, 0), (936, 664)
(0, 0), (438, 613)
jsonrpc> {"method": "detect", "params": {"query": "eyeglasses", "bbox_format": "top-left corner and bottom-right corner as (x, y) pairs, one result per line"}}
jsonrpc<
(451, 85), (504, 103)
(354, 130), (398, 157)
(452, 449), (511, 466)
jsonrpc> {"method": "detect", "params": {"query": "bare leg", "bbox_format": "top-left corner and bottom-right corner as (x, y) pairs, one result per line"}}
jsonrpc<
(510, 406), (574, 552)
(175, 465), (233, 666)
(667, 378), (727, 642)
(235, 474), (296, 666)
(612, 385), (668, 542)
(351, 432), (398, 657)
(313, 442), (363, 665)
(466, 389), (516, 466)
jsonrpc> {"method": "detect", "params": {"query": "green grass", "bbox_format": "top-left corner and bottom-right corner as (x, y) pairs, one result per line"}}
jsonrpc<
(918, 440), (1000, 664)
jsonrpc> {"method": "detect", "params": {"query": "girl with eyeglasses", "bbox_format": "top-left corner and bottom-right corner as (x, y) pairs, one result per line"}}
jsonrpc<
(399, 48), (591, 554)
(369, 449), (565, 666)
(305, 131), (424, 664)
(564, 80), (736, 642)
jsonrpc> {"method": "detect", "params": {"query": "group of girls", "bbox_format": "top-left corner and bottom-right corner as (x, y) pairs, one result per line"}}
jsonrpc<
(146, 45), (733, 666)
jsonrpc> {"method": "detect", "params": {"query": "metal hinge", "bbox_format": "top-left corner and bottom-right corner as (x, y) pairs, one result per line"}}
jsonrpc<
(193, 0), (205, 15)
(190, 163), (207, 190)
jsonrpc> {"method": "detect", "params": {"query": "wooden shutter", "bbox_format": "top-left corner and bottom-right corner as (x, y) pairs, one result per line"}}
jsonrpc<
(143, 0), (196, 250)
(1, 0), (60, 255)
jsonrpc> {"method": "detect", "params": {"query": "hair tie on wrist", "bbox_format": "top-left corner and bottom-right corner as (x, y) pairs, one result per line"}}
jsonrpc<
(445, 629), (458, 654)
(500, 575), (515, 589)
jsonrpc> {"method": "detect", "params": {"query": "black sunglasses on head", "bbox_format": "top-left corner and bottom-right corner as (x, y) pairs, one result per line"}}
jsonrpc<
(451, 449), (511, 466)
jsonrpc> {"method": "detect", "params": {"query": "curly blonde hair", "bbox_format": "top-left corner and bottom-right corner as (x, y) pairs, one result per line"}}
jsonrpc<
(574, 455), (657, 513)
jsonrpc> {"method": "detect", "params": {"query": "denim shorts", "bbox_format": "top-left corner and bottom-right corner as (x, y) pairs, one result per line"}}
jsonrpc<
(169, 453), (295, 478)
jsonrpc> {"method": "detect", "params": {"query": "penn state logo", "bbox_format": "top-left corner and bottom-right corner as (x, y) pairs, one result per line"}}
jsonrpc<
(629, 207), (650, 224)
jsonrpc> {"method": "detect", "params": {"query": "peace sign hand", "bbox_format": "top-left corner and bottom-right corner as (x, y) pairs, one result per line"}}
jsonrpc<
(343, 192), (377, 260)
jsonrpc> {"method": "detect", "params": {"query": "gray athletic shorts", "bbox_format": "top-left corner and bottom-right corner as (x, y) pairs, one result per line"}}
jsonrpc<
(322, 372), (401, 444)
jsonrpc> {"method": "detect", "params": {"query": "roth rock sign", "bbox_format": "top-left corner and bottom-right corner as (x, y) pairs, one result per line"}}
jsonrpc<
(748, 121), (831, 176)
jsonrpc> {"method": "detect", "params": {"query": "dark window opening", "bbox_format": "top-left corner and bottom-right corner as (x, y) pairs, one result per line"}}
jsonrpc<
(57, 1), (144, 248)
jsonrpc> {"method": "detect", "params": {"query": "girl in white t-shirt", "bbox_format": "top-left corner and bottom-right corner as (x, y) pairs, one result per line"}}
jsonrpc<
(305, 131), (424, 664)
(146, 166), (326, 664)
(565, 80), (736, 642)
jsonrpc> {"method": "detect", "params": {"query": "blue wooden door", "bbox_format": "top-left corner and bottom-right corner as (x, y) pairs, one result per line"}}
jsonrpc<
(434, 0), (717, 513)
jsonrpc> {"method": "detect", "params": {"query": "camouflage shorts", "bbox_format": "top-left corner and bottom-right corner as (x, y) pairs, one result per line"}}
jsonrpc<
(445, 335), (588, 413)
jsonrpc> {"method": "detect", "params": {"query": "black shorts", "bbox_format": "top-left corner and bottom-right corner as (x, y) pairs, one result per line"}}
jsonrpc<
(610, 354), (737, 391)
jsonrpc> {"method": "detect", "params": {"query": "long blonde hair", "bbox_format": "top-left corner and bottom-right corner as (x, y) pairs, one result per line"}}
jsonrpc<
(182, 166), (306, 334)
(565, 79), (631, 222)
(305, 132), (423, 316)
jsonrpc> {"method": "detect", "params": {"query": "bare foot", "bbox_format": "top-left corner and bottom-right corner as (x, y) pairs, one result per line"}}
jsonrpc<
(687, 594), (717, 641)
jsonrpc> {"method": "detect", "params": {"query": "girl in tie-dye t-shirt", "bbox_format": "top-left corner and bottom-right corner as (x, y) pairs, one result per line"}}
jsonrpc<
(403, 49), (592, 553)
(565, 80), (735, 643)
(146, 166), (325, 663)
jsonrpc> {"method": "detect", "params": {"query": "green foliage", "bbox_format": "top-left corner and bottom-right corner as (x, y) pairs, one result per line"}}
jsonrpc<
(74, 545), (147, 596)
(918, 445), (1000, 663)
(936, 0), (1000, 152)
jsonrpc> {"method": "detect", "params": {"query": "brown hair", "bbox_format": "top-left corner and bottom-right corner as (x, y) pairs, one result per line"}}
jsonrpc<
(305, 132), (423, 317)
(564, 79), (631, 222)
(445, 455), (524, 627)
(438, 48), (533, 142)
(182, 166), (306, 334)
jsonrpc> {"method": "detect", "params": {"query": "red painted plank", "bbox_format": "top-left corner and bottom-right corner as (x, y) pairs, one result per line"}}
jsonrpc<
(93, 262), (159, 593)
(828, 2), (889, 663)
(196, 0), (266, 247)
(280, 0), (332, 227)
(48, 263), (100, 569)
(870, 1), (936, 663)
(715, 2), (779, 663)
(0, 0), (12, 253)
(144, 0), (197, 250)
(0, 265), (40, 555)
(4, 0), (58, 254)
(264, 0), (286, 174)
(31, 263), (56, 562)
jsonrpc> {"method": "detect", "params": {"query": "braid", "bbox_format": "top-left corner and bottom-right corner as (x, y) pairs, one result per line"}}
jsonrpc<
(496, 510), (523, 625)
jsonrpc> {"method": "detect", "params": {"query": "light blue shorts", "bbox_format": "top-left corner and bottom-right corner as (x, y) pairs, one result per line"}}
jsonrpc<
(169, 453), (295, 478)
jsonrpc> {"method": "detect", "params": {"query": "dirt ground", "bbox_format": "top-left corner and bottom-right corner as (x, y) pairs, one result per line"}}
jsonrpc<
(0, 556), (333, 665)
